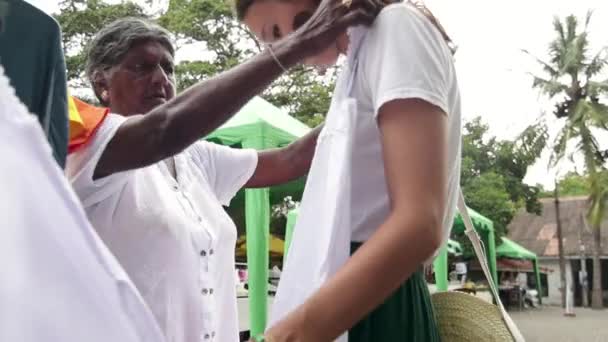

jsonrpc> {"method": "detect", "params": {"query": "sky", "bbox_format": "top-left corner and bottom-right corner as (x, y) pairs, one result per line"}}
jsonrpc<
(27, 0), (608, 189)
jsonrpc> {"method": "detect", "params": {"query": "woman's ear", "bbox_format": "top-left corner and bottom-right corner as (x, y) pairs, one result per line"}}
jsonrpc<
(92, 72), (110, 106)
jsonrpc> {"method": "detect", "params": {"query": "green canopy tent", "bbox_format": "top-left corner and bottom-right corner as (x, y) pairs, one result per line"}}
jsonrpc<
(433, 207), (499, 292)
(205, 96), (310, 336)
(496, 237), (543, 304)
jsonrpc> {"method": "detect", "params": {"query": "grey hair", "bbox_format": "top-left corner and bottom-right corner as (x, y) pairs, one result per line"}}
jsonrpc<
(85, 17), (175, 104)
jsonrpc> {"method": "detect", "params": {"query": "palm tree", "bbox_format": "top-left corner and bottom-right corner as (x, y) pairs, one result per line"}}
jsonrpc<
(525, 11), (608, 309)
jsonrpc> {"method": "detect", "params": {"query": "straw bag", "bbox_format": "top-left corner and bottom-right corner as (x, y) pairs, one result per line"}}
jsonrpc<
(431, 190), (526, 342)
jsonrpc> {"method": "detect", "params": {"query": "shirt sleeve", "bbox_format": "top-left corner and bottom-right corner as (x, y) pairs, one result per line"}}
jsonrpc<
(188, 141), (258, 206)
(361, 4), (453, 117)
(47, 43), (69, 169)
(66, 114), (132, 208)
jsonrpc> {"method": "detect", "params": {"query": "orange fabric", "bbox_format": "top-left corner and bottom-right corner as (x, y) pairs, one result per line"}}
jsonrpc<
(68, 96), (108, 154)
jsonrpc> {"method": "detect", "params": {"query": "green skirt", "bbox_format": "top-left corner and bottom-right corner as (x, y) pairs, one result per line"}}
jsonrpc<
(348, 242), (441, 342)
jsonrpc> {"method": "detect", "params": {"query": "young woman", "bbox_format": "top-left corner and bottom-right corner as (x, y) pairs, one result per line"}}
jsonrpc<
(237, 1), (461, 341)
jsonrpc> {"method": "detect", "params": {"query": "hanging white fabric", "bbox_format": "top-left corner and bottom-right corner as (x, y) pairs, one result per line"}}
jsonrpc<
(269, 29), (367, 342)
(457, 190), (525, 342)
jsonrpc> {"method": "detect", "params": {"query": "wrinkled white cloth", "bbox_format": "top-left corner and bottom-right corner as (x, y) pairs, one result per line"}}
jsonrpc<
(0, 65), (165, 342)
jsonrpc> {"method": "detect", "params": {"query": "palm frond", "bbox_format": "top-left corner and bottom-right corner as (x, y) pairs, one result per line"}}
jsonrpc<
(571, 100), (589, 123)
(572, 32), (590, 71)
(584, 9), (594, 31)
(550, 16), (568, 68)
(550, 122), (575, 166)
(586, 78), (608, 98)
(529, 74), (568, 97)
(553, 15), (566, 48)
(587, 101), (608, 130)
(587, 169), (608, 228)
(575, 122), (607, 170)
(521, 49), (559, 77)
(565, 15), (578, 44)
(585, 46), (607, 74)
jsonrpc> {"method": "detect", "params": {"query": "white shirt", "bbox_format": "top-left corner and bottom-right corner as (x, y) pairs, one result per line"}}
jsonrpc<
(0, 66), (165, 342)
(348, 3), (461, 245)
(66, 114), (258, 342)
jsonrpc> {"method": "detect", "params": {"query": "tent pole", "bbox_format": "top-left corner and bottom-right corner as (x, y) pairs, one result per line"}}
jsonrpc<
(433, 243), (449, 291)
(283, 210), (296, 264)
(533, 258), (543, 305)
(486, 229), (499, 289)
(243, 137), (270, 337)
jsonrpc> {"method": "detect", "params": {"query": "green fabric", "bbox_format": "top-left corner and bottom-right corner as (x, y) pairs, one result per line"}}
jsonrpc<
(433, 245), (449, 292)
(452, 207), (493, 233)
(349, 243), (441, 342)
(446, 239), (462, 256)
(0, 0), (68, 167)
(243, 137), (270, 337)
(496, 237), (536, 260)
(206, 96), (310, 147)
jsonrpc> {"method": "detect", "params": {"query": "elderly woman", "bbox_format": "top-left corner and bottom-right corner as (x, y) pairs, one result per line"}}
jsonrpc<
(66, 1), (382, 341)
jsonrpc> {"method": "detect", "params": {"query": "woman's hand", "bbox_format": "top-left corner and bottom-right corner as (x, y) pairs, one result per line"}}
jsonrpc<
(257, 307), (312, 342)
(289, 0), (383, 60)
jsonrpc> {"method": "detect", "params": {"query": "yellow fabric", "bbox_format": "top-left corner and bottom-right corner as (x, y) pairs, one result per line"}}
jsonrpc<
(236, 235), (285, 255)
(66, 94), (108, 153)
(67, 91), (85, 140)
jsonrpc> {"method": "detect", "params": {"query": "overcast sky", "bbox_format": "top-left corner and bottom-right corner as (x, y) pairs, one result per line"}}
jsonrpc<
(28, 0), (608, 189)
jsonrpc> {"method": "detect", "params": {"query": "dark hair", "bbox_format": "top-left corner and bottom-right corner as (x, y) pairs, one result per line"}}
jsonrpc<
(85, 17), (174, 104)
(233, 0), (454, 54)
(234, 0), (257, 21)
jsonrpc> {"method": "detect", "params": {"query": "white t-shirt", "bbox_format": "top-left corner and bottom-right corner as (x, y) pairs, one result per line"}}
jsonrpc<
(66, 114), (258, 342)
(0, 66), (165, 342)
(348, 3), (461, 247)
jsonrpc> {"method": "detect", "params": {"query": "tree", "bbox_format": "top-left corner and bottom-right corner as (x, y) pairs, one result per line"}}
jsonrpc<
(463, 172), (516, 239)
(457, 117), (547, 253)
(57, 0), (147, 89)
(55, 0), (335, 127)
(558, 171), (591, 196)
(526, 11), (608, 308)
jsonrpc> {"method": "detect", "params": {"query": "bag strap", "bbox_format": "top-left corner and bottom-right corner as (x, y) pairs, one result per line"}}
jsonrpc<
(457, 189), (526, 342)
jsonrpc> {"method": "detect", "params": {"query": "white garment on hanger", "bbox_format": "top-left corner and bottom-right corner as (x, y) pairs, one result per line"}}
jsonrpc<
(0, 65), (165, 342)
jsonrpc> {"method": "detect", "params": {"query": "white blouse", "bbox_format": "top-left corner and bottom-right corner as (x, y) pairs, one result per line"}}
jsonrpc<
(67, 114), (258, 342)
